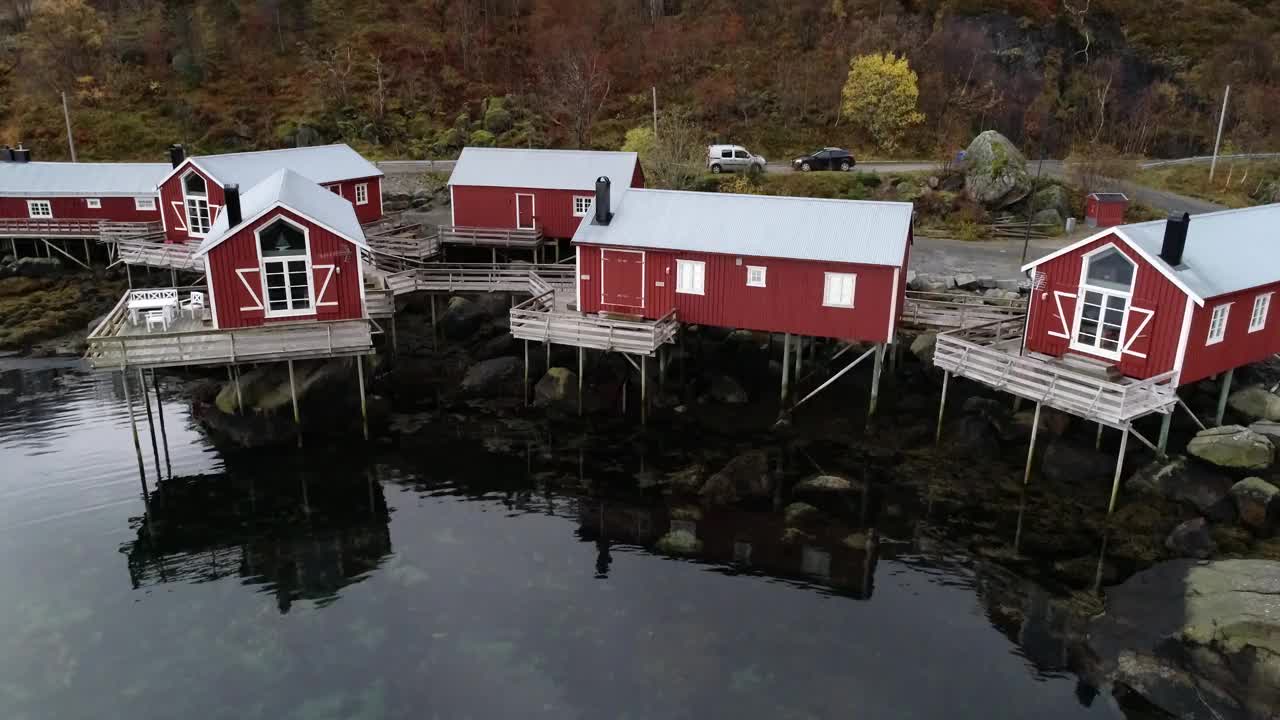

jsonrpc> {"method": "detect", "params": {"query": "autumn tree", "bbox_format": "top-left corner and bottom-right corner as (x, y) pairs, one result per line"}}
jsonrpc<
(537, 46), (611, 148)
(20, 0), (105, 91)
(623, 109), (704, 190)
(840, 52), (924, 152)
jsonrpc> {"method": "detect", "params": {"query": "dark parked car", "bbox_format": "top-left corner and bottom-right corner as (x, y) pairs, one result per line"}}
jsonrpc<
(791, 148), (856, 172)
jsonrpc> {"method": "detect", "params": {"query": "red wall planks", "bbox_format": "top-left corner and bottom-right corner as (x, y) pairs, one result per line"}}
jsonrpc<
(1181, 281), (1280, 385)
(0, 195), (160, 223)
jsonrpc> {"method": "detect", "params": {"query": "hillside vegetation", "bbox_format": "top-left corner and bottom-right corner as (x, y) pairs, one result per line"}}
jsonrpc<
(0, 0), (1277, 165)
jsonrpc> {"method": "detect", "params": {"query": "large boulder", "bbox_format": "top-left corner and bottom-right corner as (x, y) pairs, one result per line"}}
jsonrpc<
(1031, 208), (1063, 229)
(655, 529), (702, 555)
(439, 296), (488, 340)
(1028, 184), (1071, 217)
(706, 374), (748, 404)
(664, 464), (706, 496)
(1127, 455), (1235, 516)
(1229, 477), (1279, 532)
(1164, 517), (1217, 559)
(13, 256), (62, 278)
(699, 450), (772, 505)
(783, 501), (821, 528)
(1040, 440), (1113, 485)
(794, 474), (857, 495)
(1088, 559), (1280, 720)
(1228, 386), (1280, 422)
(962, 130), (1032, 209)
(1250, 421), (1280, 445)
(909, 332), (937, 368)
(1187, 425), (1275, 471)
(533, 367), (578, 408)
(460, 356), (520, 395)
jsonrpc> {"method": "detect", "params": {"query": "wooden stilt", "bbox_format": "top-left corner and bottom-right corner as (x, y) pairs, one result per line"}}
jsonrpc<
(83, 238), (90, 265)
(491, 248), (497, 265)
(641, 354), (648, 426)
(1096, 422), (1104, 450)
(780, 332), (792, 406)
(794, 335), (803, 378)
(126, 263), (133, 289)
(233, 365), (244, 414)
(287, 360), (301, 447)
(356, 356), (369, 441)
(1107, 425), (1130, 515)
(577, 346), (584, 416)
(545, 341), (550, 372)
(138, 369), (162, 481)
(390, 315), (398, 355)
(170, 268), (176, 287)
(1023, 402), (1042, 485)
(429, 294), (438, 351)
(935, 370), (950, 446)
(121, 370), (148, 491)
(1215, 368), (1234, 426)
(658, 346), (666, 391)
(523, 339), (530, 406)
(1012, 396), (1024, 412)
(868, 343), (884, 420)
(151, 369), (172, 479)
(888, 338), (898, 375)
(1157, 412), (1172, 457)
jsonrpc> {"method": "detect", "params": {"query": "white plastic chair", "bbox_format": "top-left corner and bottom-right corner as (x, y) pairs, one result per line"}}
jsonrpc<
(144, 309), (168, 332)
(181, 291), (205, 320)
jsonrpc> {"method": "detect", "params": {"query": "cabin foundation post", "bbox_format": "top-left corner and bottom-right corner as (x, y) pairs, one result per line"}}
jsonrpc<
(523, 340), (530, 406)
(121, 369), (147, 491)
(355, 356), (369, 441)
(794, 336), (803, 378)
(888, 337), (899, 376)
(658, 346), (666, 392)
(577, 347), (584, 416)
(151, 369), (171, 478)
(1012, 396), (1024, 413)
(138, 368), (162, 481)
(935, 370), (950, 446)
(1095, 422), (1104, 450)
(429, 294), (438, 351)
(780, 332), (792, 407)
(390, 315), (398, 355)
(287, 360), (301, 447)
(1023, 401), (1042, 485)
(169, 268), (177, 287)
(1107, 425), (1131, 515)
(233, 365), (244, 415)
(1215, 368), (1234, 426)
(545, 341), (550, 372)
(641, 354), (648, 426)
(1157, 412), (1173, 457)
(83, 238), (90, 266)
(126, 263), (133, 289)
(868, 343), (885, 420)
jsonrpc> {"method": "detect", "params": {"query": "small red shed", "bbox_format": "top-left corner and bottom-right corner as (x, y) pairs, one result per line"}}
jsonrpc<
(193, 169), (368, 330)
(571, 180), (913, 342)
(448, 148), (644, 239)
(159, 144), (383, 244)
(0, 154), (167, 227)
(1023, 205), (1280, 386)
(1085, 192), (1129, 228)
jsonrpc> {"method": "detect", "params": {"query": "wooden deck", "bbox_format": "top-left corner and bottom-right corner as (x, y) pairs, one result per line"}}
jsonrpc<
(364, 222), (441, 270)
(901, 290), (1027, 331)
(509, 289), (678, 356)
(385, 263), (576, 296)
(109, 236), (201, 271)
(86, 288), (374, 370)
(365, 288), (395, 318)
(933, 317), (1177, 428)
(438, 225), (544, 249)
(0, 218), (161, 239)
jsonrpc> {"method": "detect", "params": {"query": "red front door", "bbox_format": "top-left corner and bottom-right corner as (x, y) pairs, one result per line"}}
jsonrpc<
(516, 193), (535, 229)
(601, 249), (645, 309)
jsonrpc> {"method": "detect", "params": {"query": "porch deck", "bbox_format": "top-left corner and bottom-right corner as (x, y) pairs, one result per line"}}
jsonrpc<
(86, 288), (374, 370)
(437, 225), (544, 249)
(384, 263), (575, 296)
(509, 288), (678, 356)
(109, 235), (200, 271)
(364, 222), (441, 270)
(901, 290), (1027, 331)
(933, 316), (1177, 428)
(0, 218), (160, 240)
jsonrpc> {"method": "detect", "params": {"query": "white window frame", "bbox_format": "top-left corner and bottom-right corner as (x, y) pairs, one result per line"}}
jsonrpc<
(26, 200), (52, 218)
(254, 215), (316, 319)
(746, 265), (766, 288)
(1206, 303), (1231, 345)
(823, 272), (856, 308)
(675, 259), (705, 295)
(326, 184), (342, 196)
(181, 171), (212, 237)
(354, 183), (369, 206)
(1249, 293), (1272, 333)
(85, 198), (101, 209)
(135, 197), (157, 211)
(1070, 244), (1137, 362)
(572, 195), (592, 217)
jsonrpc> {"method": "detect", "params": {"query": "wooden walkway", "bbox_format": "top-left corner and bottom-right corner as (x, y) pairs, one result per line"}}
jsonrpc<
(900, 290), (1027, 331)
(109, 235), (201, 271)
(385, 263), (575, 296)
(364, 222), (440, 269)
(86, 288), (374, 370)
(509, 288), (678, 356)
(0, 218), (159, 239)
(438, 225), (544, 249)
(933, 316), (1177, 427)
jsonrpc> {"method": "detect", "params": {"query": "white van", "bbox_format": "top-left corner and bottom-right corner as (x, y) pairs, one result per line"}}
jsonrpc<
(707, 144), (767, 174)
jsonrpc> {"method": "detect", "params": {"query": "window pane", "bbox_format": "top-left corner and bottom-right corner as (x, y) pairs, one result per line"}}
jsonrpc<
(268, 288), (286, 302)
(1105, 295), (1126, 311)
(1085, 248), (1134, 290)
(1104, 308), (1124, 325)
(289, 272), (309, 288)
(269, 299), (288, 310)
(267, 274), (284, 288)
(1100, 338), (1119, 351)
(1081, 303), (1100, 320)
(292, 299), (310, 310)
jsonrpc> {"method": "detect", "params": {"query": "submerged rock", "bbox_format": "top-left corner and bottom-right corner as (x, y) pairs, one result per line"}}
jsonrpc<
(794, 475), (856, 494)
(700, 450), (772, 505)
(1040, 440), (1113, 485)
(782, 501), (821, 528)
(533, 367), (578, 408)
(706, 374), (748, 404)
(440, 296), (488, 340)
(1164, 517), (1216, 559)
(1088, 559), (1280, 720)
(1227, 386), (1280, 422)
(1187, 425), (1275, 470)
(655, 529), (702, 555)
(460, 356), (520, 396)
(1251, 421), (1280, 444)
(1229, 477), (1278, 532)
(664, 464), (706, 495)
(1127, 455), (1234, 516)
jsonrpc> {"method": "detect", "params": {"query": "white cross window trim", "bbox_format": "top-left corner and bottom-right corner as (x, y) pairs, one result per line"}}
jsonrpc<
(1249, 293), (1272, 333)
(85, 198), (101, 209)
(27, 200), (52, 218)
(355, 183), (368, 205)
(135, 197), (157, 211)
(676, 259), (705, 295)
(746, 265), (766, 287)
(1207, 304), (1230, 345)
(573, 196), (592, 217)
(823, 272), (856, 308)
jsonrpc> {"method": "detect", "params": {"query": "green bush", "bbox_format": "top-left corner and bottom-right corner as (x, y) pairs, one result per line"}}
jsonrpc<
(483, 106), (513, 134)
(469, 129), (496, 147)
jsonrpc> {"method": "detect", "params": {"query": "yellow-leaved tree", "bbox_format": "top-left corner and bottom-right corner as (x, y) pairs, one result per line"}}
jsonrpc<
(840, 52), (925, 152)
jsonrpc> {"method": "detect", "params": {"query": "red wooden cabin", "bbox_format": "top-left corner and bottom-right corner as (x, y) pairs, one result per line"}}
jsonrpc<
(571, 178), (913, 342)
(1023, 205), (1280, 386)
(0, 149), (167, 232)
(193, 169), (368, 330)
(159, 144), (383, 244)
(448, 148), (644, 239)
(1084, 192), (1128, 228)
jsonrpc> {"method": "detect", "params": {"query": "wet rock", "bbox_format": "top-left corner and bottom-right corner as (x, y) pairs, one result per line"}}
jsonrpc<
(1228, 386), (1280, 422)
(664, 464), (706, 495)
(961, 130), (1032, 209)
(1029, 184), (1071, 217)
(951, 414), (1001, 457)
(1040, 440), (1113, 485)
(1164, 517), (1217, 559)
(655, 529), (702, 555)
(460, 356), (520, 396)
(670, 505), (702, 522)
(1187, 425), (1275, 470)
(1052, 555), (1119, 587)
(794, 474), (855, 494)
(783, 501), (821, 527)
(1229, 477), (1278, 532)
(472, 332), (518, 361)
(952, 272), (979, 290)
(1127, 455), (1235, 517)
(842, 532), (871, 550)
(440, 296), (488, 340)
(13, 256), (62, 278)
(1251, 421), (1280, 445)
(909, 332), (936, 368)
(706, 374), (748, 404)
(700, 450), (772, 505)
(533, 367), (578, 408)
(1032, 208), (1062, 228)
(779, 527), (815, 545)
(1088, 559), (1280, 720)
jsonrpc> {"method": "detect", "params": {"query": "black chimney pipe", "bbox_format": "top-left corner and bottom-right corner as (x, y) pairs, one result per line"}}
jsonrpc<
(0, 146), (11, 162)
(169, 144), (185, 168)
(594, 176), (612, 225)
(13, 144), (30, 163)
(224, 184), (242, 228)
(1160, 211), (1190, 266)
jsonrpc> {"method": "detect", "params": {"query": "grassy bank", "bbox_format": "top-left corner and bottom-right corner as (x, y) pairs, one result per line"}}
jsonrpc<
(0, 274), (126, 350)
(1134, 161), (1280, 209)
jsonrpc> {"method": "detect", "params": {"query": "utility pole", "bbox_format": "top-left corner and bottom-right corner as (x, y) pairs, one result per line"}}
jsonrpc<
(61, 91), (77, 162)
(651, 86), (658, 139)
(1209, 84), (1230, 182)
(1021, 154), (1046, 267)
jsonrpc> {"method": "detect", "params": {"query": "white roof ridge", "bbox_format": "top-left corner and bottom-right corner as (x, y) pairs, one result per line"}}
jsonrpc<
(461, 147), (637, 155)
(190, 143), (351, 160)
(634, 187), (914, 209)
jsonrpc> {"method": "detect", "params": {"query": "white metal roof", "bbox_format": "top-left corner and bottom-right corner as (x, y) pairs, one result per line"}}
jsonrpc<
(194, 169), (367, 257)
(1024, 203), (1280, 302)
(448, 147), (639, 191)
(572, 189), (913, 267)
(165, 144), (382, 189)
(0, 161), (170, 197)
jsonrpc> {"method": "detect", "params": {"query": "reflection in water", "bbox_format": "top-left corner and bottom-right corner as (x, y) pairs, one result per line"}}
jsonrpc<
(123, 468), (392, 613)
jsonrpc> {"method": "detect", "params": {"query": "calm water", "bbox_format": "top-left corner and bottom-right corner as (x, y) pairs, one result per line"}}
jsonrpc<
(0, 361), (1133, 720)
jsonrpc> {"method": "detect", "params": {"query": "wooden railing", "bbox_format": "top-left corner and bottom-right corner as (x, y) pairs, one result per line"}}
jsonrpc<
(111, 236), (200, 270)
(509, 290), (678, 356)
(0, 218), (162, 239)
(385, 263), (575, 295)
(99, 221), (163, 240)
(934, 317), (1177, 426)
(365, 288), (395, 317)
(901, 290), (1027, 331)
(438, 225), (544, 248)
